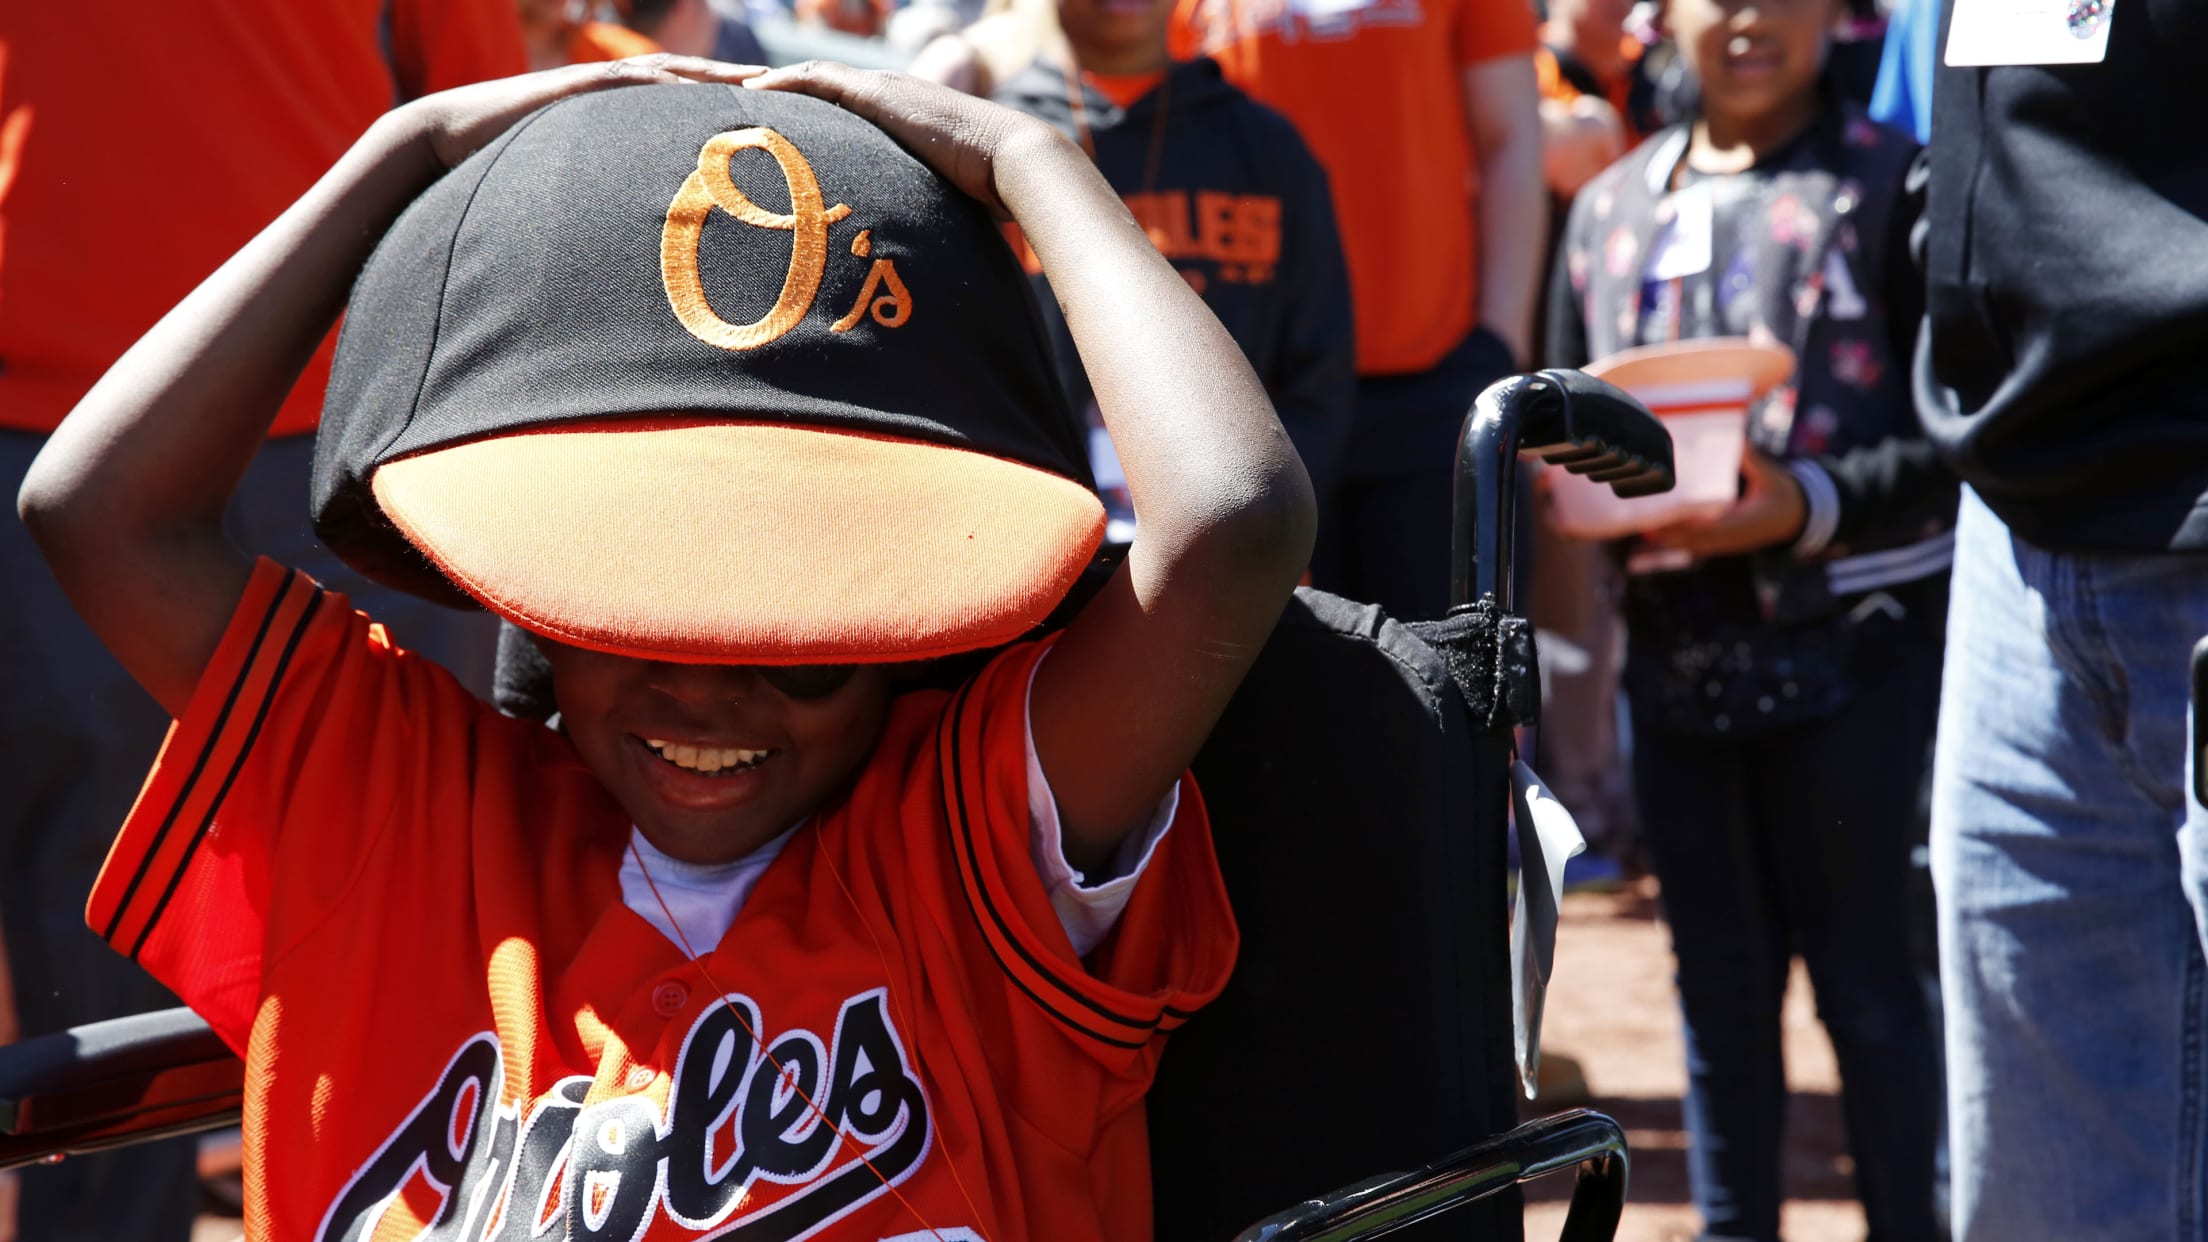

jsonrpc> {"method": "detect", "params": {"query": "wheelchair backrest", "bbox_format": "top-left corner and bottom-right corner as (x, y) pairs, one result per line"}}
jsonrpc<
(1153, 587), (1521, 1241)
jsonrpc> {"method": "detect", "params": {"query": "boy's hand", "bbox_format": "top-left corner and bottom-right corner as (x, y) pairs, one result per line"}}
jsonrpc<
(744, 61), (1068, 216)
(401, 56), (770, 172)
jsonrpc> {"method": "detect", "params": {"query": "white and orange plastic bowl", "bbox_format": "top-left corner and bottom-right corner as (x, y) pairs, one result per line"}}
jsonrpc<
(1543, 339), (1796, 541)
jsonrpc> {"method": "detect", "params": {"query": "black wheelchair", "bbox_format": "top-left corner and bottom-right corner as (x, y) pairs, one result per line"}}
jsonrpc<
(0, 372), (1673, 1240)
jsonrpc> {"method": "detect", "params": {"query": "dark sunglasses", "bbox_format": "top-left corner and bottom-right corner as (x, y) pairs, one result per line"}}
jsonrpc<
(756, 663), (860, 701)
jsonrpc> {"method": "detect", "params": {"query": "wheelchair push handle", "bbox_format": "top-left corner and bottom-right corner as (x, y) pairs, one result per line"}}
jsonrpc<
(1508, 370), (1675, 491)
(1450, 370), (1673, 613)
(1231, 1108), (1629, 1242)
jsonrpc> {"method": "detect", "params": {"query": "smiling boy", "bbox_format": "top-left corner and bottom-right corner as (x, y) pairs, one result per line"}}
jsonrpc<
(17, 56), (1313, 1240)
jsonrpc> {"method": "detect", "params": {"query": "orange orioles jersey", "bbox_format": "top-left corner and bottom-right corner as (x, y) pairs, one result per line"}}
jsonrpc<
(87, 559), (1237, 1240)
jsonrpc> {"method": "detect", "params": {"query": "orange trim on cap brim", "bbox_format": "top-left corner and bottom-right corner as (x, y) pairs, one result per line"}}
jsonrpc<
(371, 418), (1105, 664)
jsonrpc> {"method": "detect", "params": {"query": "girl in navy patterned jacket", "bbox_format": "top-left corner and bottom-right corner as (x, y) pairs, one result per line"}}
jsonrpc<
(1545, 0), (1953, 1236)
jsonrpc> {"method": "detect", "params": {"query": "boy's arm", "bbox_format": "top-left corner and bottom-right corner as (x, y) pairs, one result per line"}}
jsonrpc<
(751, 65), (1316, 873)
(17, 58), (757, 717)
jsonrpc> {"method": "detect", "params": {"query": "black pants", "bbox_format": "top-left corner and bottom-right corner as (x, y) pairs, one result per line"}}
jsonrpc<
(1633, 636), (1944, 1242)
(1314, 326), (1518, 622)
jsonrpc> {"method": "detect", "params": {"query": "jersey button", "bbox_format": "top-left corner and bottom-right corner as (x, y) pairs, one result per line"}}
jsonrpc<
(651, 981), (690, 1018)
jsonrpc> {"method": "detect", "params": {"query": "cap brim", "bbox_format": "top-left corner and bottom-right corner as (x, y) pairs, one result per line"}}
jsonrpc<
(371, 419), (1105, 664)
(1582, 339), (1796, 410)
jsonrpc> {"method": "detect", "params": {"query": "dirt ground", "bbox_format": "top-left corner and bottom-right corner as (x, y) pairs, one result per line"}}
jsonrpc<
(1522, 877), (1865, 1242)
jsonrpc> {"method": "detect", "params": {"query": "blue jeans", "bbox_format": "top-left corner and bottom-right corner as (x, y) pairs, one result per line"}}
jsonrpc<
(1634, 613), (1944, 1242)
(1932, 487), (2208, 1240)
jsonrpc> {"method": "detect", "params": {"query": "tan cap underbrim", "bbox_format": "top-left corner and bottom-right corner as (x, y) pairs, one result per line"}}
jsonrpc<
(371, 418), (1106, 664)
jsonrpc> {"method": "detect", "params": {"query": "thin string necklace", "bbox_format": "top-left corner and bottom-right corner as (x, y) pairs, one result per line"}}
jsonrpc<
(626, 838), (988, 1239)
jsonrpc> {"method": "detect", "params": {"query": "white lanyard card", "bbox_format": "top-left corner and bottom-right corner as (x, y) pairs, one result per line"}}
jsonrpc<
(1946, 0), (2114, 67)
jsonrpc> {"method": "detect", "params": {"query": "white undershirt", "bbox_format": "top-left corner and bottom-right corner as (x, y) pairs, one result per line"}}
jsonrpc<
(620, 824), (798, 957)
(620, 654), (1177, 957)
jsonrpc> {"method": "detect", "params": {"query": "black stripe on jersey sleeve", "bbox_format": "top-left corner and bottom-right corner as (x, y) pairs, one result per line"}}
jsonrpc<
(101, 570), (305, 946)
(128, 577), (323, 961)
(940, 678), (1163, 1051)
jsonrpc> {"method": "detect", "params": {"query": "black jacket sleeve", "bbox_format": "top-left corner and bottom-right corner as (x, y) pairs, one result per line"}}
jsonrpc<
(1811, 147), (1957, 550)
(1263, 143), (1358, 501)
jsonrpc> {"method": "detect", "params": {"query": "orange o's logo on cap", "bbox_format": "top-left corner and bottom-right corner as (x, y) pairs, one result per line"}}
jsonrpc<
(661, 127), (852, 350)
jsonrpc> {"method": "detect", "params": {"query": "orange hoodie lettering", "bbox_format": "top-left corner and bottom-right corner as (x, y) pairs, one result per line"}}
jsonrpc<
(1003, 192), (1281, 283)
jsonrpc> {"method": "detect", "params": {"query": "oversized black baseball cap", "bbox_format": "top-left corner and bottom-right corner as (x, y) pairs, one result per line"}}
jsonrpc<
(313, 83), (1102, 664)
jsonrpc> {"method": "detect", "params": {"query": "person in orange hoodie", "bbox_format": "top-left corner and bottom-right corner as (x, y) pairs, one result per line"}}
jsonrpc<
(0, 4), (522, 1237)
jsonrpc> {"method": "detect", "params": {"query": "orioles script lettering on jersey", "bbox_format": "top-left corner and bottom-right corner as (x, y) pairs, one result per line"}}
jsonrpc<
(316, 988), (938, 1242)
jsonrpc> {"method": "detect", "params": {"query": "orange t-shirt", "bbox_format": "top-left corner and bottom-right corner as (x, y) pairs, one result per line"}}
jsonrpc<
(0, 2), (526, 437)
(1172, 0), (1538, 376)
(89, 559), (1236, 1240)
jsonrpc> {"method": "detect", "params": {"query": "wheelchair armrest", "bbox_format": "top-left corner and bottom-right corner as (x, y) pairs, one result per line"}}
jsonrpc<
(0, 1007), (244, 1171)
(1233, 1109), (1629, 1242)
